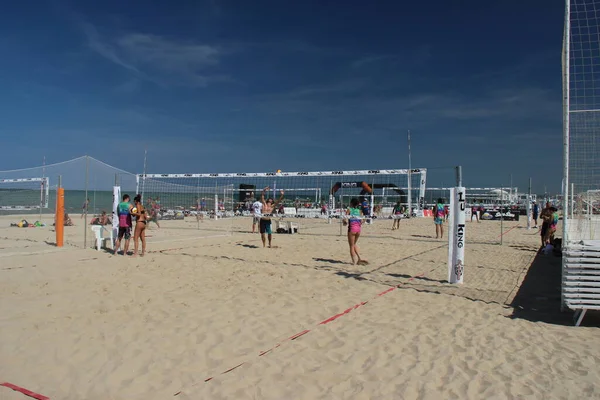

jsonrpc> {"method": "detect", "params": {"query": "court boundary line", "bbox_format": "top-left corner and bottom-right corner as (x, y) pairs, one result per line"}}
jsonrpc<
(174, 270), (427, 396)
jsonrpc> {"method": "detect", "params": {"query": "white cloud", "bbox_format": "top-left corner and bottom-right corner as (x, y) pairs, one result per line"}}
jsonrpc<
(82, 23), (224, 87)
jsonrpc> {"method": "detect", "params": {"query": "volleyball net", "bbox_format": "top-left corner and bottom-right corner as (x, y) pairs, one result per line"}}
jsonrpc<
(138, 168), (427, 236)
(0, 178), (49, 212)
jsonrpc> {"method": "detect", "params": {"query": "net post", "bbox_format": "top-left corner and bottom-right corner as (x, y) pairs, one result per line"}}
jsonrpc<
(570, 183), (574, 219)
(339, 194), (343, 236)
(407, 130), (412, 219)
(455, 165), (463, 187)
(448, 187), (465, 283)
(500, 185), (504, 245)
(527, 178), (532, 230)
(369, 193), (374, 224)
(197, 176), (201, 231)
(214, 194), (218, 220)
(83, 155), (89, 249)
(56, 176), (64, 247)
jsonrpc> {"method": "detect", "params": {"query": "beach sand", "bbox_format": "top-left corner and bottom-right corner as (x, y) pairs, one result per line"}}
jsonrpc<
(1, 215), (599, 399)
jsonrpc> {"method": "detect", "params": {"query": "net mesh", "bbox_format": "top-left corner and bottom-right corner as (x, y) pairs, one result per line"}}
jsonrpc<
(564, 0), (600, 242)
(140, 169), (426, 236)
(0, 178), (49, 211)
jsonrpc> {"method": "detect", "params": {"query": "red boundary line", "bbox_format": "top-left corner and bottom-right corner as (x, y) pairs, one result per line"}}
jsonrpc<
(497, 224), (520, 239)
(175, 270), (427, 395)
(0, 382), (50, 400)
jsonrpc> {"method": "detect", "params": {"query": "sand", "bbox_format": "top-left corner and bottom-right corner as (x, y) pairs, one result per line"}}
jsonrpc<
(0, 214), (599, 399)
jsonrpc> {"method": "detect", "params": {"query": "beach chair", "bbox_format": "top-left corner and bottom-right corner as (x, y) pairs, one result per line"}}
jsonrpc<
(563, 241), (600, 326)
(273, 209), (298, 234)
(91, 225), (113, 251)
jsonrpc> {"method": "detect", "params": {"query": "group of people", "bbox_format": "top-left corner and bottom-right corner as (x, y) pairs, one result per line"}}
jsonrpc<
(249, 188), (368, 265)
(250, 187), (285, 248)
(534, 201), (559, 248)
(113, 194), (147, 257)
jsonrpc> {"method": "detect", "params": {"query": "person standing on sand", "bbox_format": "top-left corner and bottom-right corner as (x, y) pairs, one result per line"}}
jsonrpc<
(114, 194), (133, 255)
(81, 198), (90, 218)
(196, 197), (204, 223)
(471, 205), (480, 222)
(392, 201), (403, 230)
(260, 187), (284, 248)
(433, 198), (446, 239)
(131, 194), (147, 257)
(252, 198), (263, 233)
(344, 198), (368, 265)
(540, 202), (553, 247)
(532, 201), (539, 229)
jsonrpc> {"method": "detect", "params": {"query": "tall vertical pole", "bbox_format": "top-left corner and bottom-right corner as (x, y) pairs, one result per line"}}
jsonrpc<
(40, 155), (46, 222)
(339, 193), (343, 236)
(500, 185), (504, 245)
(56, 175), (64, 247)
(456, 165), (463, 187)
(571, 182), (574, 219)
(142, 148), (148, 200)
(197, 176), (201, 230)
(407, 130), (412, 218)
(562, 0), (571, 257)
(527, 177), (532, 230)
(84, 155), (89, 249)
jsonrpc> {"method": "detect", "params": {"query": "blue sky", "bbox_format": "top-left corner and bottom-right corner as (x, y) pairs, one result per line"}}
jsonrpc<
(0, 0), (564, 192)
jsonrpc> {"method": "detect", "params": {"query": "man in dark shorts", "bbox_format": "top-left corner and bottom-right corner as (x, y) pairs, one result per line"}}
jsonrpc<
(532, 201), (539, 229)
(260, 187), (284, 248)
(114, 194), (133, 255)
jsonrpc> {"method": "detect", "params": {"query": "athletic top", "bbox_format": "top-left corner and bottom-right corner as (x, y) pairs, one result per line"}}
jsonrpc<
(533, 204), (539, 214)
(252, 201), (263, 217)
(435, 203), (445, 218)
(393, 204), (403, 215)
(348, 207), (362, 227)
(551, 212), (559, 229)
(117, 201), (132, 227)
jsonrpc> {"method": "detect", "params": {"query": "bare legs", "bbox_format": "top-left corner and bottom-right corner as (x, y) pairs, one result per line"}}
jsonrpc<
(347, 232), (368, 265)
(133, 223), (146, 257)
(261, 233), (272, 248)
(435, 223), (444, 239)
(114, 235), (130, 255)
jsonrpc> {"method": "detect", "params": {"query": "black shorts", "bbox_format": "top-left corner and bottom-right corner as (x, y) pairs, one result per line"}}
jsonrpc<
(533, 213), (538, 220)
(540, 222), (548, 238)
(118, 227), (131, 240)
(259, 219), (272, 234)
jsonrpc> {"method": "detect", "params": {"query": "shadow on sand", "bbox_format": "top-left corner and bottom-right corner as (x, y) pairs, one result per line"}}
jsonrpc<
(509, 247), (599, 326)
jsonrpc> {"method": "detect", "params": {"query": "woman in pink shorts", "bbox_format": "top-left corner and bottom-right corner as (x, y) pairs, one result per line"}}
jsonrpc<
(344, 198), (368, 265)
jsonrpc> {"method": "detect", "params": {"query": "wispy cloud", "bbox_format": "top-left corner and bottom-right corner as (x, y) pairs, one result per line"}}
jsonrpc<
(80, 22), (227, 87)
(82, 23), (140, 74)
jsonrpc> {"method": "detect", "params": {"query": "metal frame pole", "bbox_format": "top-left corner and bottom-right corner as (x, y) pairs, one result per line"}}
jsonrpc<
(407, 130), (412, 218)
(84, 155), (89, 248)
